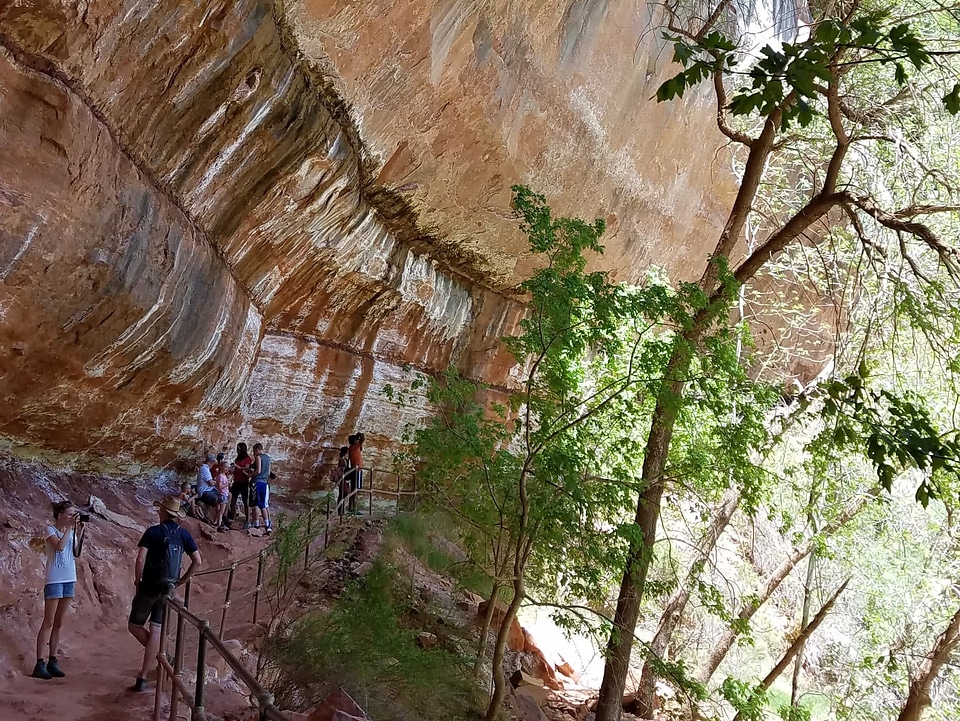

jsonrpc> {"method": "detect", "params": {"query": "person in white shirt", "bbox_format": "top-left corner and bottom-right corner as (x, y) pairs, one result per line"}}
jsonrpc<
(33, 500), (86, 680)
(195, 453), (219, 523)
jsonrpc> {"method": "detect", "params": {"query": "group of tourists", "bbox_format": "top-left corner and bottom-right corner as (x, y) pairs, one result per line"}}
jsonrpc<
(183, 441), (274, 534)
(30, 432), (368, 691)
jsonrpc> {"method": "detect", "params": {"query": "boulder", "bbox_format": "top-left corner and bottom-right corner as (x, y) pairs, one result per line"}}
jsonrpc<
(3, 518), (22, 530)
(555, 659), (578, 681)
(306, 688), (367, 721)
(515, 691), (549, 721)
(516, 684), (551, 708)
(510, 670), (544, 689)
(352, 561), (374, 578)
(88, 495), (145, 533)
(520, 629), (563, 691)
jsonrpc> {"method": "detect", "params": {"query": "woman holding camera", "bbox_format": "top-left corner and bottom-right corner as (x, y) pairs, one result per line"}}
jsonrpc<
(32, 500), (86, 680)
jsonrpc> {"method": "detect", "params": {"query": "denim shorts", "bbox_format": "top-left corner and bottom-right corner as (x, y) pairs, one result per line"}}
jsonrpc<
(44, 582), (76, 600)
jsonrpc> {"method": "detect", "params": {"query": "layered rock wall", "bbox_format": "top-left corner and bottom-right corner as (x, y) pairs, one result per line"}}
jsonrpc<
(0, 0), (738, 479)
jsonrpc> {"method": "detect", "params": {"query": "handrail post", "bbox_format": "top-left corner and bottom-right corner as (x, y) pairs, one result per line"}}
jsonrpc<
(396, 472), (401, 515)
(175, 582), (190, 671)
(153, 601), (168, 721)
(253, 550), (265, 624)
(219, 565), (236, 640)
(194, 622), (209, 719)
(368, 470), (374, 516)
(303, 513), (312, 571)
(324, 496), (330, 547)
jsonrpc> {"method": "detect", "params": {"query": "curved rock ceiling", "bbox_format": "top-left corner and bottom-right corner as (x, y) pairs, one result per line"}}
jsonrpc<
(0, 0), (739, 477)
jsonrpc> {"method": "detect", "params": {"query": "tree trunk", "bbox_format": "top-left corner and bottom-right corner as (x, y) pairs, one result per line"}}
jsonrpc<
(475, 581), (502, 678)
(698, 490), (877, 684)
(595, 370), (686, 721)
(593, 82), (834, 719)
(897, 604), (960, 721)
(485, 465), (533, 721)
(485, 572), (525, 721)
(636, 487), (742, 717)
(731, 579), (849, 721)
(791, 487), (820, 705)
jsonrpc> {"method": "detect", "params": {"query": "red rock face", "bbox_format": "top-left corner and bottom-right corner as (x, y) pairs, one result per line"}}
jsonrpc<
(0, 1), (732, 479)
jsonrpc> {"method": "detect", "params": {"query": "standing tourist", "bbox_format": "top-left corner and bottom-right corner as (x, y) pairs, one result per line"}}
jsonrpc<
(348, 433), (365, 514)
(128, 496), (201, 692)
(32, 501), (86, 680)
(332, 445), (350, 516)
(215, 462), (231, 532)
(228, 442), (254, 527)
(251, 443), (273, 534)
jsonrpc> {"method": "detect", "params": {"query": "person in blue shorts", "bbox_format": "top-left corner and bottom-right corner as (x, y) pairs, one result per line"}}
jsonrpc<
(33, 500), (86, 680)
(251, 443), (273, 534)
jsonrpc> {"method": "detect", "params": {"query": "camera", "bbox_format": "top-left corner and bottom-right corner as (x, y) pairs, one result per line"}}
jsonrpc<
(75, 511), (91, 523)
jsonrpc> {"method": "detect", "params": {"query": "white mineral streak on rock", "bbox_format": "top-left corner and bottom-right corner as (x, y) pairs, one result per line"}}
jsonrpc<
(191, 67), (297, 214)
(0, 216), (42, 283)
(203, 305), (264, 409)
(83, 232), (189, 379)
(397, 252), (472, 339)
(241, 334), (435, 442)
(167, 286), (237, 385)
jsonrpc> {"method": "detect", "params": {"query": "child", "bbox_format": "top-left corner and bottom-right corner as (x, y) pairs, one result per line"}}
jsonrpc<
(215, 462), (231, 531)
(179, 481), (197, 518)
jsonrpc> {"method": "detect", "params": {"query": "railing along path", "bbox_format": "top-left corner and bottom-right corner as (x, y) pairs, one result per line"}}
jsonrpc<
(153, 466), (418, 721)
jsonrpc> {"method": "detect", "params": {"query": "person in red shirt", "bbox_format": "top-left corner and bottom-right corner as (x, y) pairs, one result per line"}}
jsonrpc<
(347, 433), (364, 513)
(228, 442), (254, 527)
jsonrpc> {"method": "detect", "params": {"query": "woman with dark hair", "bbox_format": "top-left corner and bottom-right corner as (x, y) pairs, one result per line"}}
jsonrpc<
(33, 500), (85, 680)
(228, 442), (254, 527)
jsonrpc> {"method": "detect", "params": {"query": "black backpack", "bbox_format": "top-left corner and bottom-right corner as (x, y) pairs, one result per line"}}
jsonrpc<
(156, 523), (185, 589)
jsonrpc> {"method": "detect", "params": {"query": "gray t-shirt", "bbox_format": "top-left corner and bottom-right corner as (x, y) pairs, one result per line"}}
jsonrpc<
(197, 463), (215, 494)
(254, 454), (271, 483)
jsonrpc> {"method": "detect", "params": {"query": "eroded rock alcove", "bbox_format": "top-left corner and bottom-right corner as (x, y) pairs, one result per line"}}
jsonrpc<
(0, 0), (738, 477)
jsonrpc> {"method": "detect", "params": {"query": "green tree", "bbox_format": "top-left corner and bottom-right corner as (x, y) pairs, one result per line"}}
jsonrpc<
(595, 2), (960, 719)
(393, 185), (775, 720)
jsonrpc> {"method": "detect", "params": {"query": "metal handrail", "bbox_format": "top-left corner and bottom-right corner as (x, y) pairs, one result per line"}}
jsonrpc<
(155, 597), (290, 721)
(152, 467), (419, 720)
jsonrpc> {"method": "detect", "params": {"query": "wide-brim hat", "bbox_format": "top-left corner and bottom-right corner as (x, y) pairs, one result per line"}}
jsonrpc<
(153, 496), (187, 518)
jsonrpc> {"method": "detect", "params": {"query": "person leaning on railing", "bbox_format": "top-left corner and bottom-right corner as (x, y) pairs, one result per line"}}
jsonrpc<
(347, 433), (365, 514)
(331, 445), (350, 516)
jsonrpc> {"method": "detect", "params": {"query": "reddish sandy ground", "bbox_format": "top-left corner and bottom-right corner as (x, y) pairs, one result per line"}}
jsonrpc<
(0, 456), (276, 720)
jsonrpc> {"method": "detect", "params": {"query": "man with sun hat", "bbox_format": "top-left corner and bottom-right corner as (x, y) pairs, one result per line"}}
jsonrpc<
(127, 496), (202, 692)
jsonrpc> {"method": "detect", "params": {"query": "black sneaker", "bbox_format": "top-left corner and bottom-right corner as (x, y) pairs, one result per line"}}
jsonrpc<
(46, 657), (65, 678)
(31, 660), (52, 680)
(131, 677), (147, 692)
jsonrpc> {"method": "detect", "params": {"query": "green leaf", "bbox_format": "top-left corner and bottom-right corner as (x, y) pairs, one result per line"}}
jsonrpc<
(894, 62), (907, 86)
(944, 83), (960, 116)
